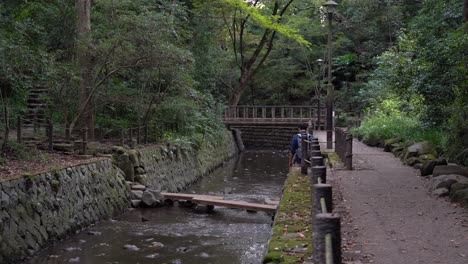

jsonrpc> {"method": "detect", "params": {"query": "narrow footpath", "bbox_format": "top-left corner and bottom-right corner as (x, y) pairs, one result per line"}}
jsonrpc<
(332, 139), (468, 264)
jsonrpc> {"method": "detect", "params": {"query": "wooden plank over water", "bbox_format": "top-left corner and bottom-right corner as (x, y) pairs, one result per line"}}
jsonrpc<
(192, 197), (277, 213)
(161, 192), (278, 212)
(161, 192), (225, 201)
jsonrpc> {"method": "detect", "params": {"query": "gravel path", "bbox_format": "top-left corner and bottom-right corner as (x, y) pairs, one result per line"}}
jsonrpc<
(331, 139), (468, 264)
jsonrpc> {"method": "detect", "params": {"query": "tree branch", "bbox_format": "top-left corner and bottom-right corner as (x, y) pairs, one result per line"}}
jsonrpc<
(69, 58), (146, 131)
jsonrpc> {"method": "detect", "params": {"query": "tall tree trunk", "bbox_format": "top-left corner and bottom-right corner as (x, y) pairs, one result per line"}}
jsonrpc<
(1, 91), (9, 152)
(465, 0), (468, 22)
(229, 70), (251, 106)
(76, 0), (95, 140)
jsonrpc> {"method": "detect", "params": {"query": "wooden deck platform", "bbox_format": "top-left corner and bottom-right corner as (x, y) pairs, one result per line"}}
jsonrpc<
(161, 192), (277, 213)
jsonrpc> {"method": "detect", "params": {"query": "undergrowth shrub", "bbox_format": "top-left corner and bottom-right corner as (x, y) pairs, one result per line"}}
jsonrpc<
(353, 97), (446, 152)
(2, 141), (49, 162)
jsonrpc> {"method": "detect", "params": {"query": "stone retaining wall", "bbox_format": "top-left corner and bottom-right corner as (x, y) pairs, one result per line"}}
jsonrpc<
(138, 130), (238, 192)
(0, 159), (129, 264)
(0, 129), (238, 263)
(231, 126), (297, 150)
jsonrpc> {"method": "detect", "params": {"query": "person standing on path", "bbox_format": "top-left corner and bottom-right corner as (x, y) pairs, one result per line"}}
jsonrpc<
(289, 123), (314, 167)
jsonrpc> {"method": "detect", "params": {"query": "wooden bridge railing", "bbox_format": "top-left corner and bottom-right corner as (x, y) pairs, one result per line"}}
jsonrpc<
(223, 105), (326, 124)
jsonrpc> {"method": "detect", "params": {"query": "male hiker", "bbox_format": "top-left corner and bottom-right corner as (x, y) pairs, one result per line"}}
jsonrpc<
(289, 123), (314, 167)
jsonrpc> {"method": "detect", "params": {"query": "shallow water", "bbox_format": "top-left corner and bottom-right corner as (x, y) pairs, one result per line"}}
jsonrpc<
(26, 151), (289, 264)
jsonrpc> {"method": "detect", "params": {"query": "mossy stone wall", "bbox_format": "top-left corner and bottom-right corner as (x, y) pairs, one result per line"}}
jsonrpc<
(0, 159), (129, 264)
(139, 130), (238, 192)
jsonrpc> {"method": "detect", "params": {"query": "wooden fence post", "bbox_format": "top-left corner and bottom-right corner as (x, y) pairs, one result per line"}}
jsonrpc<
(144, 126), (148, 144)
(311, 166), (326, 185)
(311, 144), (321, 151)
(311, 150), (322, 158)
(128, 128), (133, 147)
(313, 213), (342, 264)
(312, 183), (333, 215)
(82, 128), (88, 155)
(47, 119), (53, 151)
(345, 133), (353, 170)
(17, 116), (22, 144)
(312, 156), (324, 167)
(120, 129), (125, 146)
(65, 124), (71, 141)
(301, 135), (308, 175)
(136, 124), (141, 145)
(317, 100), (322, 130)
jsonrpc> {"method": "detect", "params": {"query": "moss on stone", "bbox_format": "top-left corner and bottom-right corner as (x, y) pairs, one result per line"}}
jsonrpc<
(326, 152), (340, 167)
(263, 168), (312, 264)
(51, 179), (60, 192)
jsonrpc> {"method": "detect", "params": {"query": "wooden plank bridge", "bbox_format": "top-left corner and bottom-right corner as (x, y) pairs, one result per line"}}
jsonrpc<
(223, 105), (326, 127)
(161, 192), (278, 213)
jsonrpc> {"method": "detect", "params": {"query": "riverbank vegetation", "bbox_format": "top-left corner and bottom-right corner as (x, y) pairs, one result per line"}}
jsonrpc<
(350, 0), (467, 165)
(264, 168), (312, 264)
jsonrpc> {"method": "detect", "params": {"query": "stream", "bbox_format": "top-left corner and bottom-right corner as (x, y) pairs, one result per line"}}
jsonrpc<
(26, 151), (289, 264)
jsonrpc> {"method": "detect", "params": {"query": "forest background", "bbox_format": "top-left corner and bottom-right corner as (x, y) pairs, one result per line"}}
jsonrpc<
(0, 0), (466, 165)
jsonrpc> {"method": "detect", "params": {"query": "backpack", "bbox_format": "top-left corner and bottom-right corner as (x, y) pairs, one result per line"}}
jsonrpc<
(296, 132), (312, 159)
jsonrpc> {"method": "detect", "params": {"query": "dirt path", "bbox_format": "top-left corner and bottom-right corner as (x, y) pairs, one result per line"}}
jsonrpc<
(330, 139), (468, 264)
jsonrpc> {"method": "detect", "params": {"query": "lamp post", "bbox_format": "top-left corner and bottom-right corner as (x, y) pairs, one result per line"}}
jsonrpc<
(322, 0), (338, 149)
(316, 59), (323, 131)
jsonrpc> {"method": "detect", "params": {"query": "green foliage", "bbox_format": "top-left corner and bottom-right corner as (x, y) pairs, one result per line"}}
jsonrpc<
(51, 179), (60, 192)
(0, 0), (465, 167)
(22, 173), (34, 180)
(155, 96), (225, 149)
(446, 85), (468, 165)
(222, 0), (311, 48)
(354, 97), (446, 153)
(2, 141), (48, 162)
(354, 0), (466, 164)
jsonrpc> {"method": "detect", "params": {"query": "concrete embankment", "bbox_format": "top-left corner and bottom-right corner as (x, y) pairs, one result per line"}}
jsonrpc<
(0, 129), (239, 263)
(229, 125), (297, 150)
(263, 168), (312, 263)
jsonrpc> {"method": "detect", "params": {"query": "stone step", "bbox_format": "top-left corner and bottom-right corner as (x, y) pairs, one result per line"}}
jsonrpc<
(53, 143), (74, 152)
(27, 94), (46, 100)
(22, 120), (47, 126)
(23, 141), (43, 146)
(25, 112), (46, 118)
(27, 98), (43, 103)
(27, 104), (47, 108)
(29, 89), (48, 94)
(75, 154), (93, 159)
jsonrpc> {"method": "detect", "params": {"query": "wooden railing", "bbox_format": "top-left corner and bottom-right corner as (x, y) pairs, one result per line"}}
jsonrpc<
(223, 105), (326, 125)
(301, 139), (342, 264)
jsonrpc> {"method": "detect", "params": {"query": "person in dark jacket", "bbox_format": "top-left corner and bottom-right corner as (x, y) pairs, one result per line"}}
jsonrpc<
(289, 123), (314, 167)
